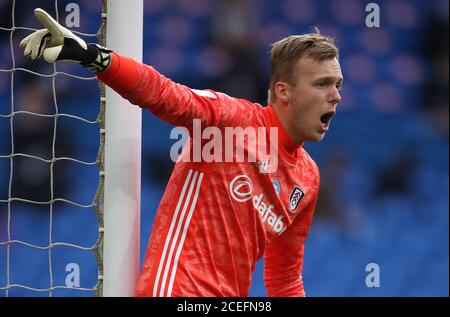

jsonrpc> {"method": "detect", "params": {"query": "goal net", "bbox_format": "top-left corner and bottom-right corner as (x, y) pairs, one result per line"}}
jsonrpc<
(0, 0), (141, 297)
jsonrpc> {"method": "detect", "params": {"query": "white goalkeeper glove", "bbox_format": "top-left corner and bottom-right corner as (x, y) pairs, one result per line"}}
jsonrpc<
(20, 8), (112, 72)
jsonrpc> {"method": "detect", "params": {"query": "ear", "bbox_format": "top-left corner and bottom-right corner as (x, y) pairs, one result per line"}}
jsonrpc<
(274, 81), (290, 104)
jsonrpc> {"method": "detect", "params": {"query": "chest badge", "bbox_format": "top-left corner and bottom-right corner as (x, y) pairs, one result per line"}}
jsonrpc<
(289, 186), (304, 212)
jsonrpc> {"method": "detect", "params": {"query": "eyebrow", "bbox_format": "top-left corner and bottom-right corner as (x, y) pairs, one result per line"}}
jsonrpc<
(313, 76), (344, 84)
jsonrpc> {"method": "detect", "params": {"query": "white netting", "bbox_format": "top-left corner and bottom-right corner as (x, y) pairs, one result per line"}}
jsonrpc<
(0, 0), (106, 296)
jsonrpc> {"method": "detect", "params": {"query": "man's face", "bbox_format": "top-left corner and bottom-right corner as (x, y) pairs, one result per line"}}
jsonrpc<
(281, 56), (343, 143)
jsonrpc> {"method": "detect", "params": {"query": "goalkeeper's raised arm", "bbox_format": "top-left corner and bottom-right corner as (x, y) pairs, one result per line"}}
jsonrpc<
(20, 8), (246, 130)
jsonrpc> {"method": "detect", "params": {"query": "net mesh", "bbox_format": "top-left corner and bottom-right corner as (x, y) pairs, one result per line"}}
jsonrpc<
(0, 0), (106, 296)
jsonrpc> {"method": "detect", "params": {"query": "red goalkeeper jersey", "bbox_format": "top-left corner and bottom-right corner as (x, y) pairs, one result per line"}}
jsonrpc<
(97, 53), (320, 297)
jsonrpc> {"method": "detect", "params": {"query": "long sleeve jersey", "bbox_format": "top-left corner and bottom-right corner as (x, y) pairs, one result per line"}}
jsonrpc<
(97, 53), (320, 297)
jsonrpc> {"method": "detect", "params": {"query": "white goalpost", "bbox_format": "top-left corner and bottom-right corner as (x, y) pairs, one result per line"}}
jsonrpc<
(102, 0), (143, 297)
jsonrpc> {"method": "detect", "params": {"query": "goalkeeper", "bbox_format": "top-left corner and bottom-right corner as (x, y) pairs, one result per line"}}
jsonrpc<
(21, 8), (343, 297)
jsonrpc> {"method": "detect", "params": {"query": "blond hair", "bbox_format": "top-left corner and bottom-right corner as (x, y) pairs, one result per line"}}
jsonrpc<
(269, 28), (339, 102)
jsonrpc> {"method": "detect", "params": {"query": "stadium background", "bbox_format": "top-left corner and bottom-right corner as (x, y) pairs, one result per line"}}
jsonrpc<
(0, 0), (448, 296)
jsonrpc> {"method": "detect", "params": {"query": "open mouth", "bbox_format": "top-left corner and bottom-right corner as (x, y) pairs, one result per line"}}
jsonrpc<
(320, 111), (335, 129)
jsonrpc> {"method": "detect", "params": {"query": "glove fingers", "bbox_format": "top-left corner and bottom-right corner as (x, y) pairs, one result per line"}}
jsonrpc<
(29, 32), (49, 60)
(19, 33), (33, 49)
(23, 38), (33, 57)
(30, 39), (40, 60)
(20, 30), (49, 59)
(34, 8), (64, 44)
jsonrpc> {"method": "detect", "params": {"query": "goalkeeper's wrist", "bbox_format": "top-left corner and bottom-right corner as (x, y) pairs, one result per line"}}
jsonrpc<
(80, 44), (113, 73)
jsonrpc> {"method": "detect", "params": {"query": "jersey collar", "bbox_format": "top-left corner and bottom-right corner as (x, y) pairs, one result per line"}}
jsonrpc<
(266, 104), (302, 158)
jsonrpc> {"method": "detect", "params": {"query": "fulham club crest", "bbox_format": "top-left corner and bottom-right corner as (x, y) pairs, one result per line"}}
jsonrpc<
(289, 186), (304, 212)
